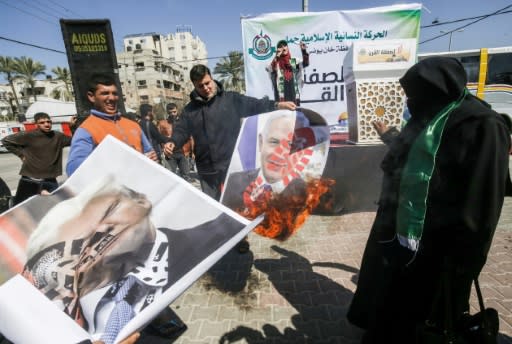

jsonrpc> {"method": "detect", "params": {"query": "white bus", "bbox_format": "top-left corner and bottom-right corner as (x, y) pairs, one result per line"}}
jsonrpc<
(418, 46), (512, 118)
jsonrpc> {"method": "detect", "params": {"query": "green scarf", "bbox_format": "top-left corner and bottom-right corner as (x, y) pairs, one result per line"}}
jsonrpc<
(396, 89), (467, 251)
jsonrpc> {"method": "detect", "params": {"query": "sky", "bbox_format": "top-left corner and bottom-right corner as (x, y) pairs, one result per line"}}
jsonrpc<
(0, 0), (511, 82)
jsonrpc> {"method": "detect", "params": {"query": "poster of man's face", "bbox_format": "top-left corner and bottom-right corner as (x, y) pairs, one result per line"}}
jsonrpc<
(0, 137), (255, 343)
(221, 109), (330, 216)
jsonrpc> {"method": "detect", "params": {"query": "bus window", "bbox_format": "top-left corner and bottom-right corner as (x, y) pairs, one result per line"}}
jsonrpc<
(486, 52), (512, 85)
(458, 55), (480, 83)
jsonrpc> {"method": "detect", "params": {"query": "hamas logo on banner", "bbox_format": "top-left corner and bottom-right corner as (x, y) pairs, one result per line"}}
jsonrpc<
(248, 30), (275, 60)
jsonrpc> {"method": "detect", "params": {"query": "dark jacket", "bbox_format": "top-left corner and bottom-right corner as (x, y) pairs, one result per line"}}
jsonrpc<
(170, 81), (276, 176)
(140, 118), (168, 156)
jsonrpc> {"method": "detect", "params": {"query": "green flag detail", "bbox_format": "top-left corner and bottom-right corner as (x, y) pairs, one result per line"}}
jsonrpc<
(396, 90), (467, 251)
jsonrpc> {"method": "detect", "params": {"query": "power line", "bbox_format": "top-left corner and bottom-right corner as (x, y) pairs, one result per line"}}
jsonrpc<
(17, 0), (61, 20)
(421, 9), (512, 28)
(0, 36), (65, 54)
(43, 0), (84, 18)
(0, 0), (57, 26)
(420, 4), (512, 45)
(2, 5), (511, 60)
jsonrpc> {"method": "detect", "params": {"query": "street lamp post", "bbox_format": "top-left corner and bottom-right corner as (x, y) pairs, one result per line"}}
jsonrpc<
(440, 29), (464, 51)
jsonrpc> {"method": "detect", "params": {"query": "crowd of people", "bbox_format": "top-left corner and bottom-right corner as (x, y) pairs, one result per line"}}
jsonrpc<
(1, 56), (511, 344)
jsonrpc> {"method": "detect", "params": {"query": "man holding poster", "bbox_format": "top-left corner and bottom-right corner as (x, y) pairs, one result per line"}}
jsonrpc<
(166, 64), (297, 202)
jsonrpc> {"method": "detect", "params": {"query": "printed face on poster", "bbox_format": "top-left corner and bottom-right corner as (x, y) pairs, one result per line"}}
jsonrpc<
(221, 109), (331, 241)
(0, 136), (259, 344)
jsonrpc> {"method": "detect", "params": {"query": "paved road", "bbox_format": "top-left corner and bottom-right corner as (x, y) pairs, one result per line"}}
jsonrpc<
(1, 151), (511, 343)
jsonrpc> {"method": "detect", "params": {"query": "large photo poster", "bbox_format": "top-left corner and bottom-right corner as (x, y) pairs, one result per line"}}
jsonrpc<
(221, 109), (330, 240)
(0, 136), (260, 344)
(241, 3), (422, 126)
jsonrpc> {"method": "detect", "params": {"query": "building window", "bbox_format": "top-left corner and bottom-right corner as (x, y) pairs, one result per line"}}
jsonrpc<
(128, 40), (133, 44)
(135, 62), (145, 71)
(135, 43), (141, 50)
(140, 95), (149, 101)
(137, 80), (147, 89)
(126, 46), (132, 52)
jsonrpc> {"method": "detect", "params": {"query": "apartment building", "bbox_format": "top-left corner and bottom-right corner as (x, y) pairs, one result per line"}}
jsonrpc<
(120, 26), (208, 111)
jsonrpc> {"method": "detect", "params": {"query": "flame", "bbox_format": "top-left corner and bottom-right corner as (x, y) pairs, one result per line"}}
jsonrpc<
(238, 178), (335, 241)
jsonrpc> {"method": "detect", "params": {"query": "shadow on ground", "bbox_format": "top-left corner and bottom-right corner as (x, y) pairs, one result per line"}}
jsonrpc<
(215, 245), (363, 344)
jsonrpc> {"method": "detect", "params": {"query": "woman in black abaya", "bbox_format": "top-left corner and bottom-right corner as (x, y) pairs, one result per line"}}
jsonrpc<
(347, 57), (511, 343)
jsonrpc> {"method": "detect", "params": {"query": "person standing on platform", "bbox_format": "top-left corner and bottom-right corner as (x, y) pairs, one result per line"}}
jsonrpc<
(267, 40), (309, 105)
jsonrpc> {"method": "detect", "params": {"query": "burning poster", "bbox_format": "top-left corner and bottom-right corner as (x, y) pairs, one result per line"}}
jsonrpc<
(0, 136), (260, 344)
(221, 109), (331, 240)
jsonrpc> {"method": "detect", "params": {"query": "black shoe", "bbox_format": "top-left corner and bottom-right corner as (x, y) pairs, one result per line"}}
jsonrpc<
(143, 319), (187, 339)
(236, 238), (250, 254)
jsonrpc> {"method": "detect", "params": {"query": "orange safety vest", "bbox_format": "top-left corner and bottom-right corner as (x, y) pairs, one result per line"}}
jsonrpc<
(81, 115), (143, 152)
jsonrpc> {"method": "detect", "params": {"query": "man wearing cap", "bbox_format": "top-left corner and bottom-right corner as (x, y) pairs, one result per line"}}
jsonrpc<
(2, 112), (72, 205)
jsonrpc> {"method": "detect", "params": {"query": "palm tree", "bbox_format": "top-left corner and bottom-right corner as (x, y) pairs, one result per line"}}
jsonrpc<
(0, 56), (21, 114)
(13, 56), (46, 102)
(214, 51), (245, 93)
(51, 66), (73, 101)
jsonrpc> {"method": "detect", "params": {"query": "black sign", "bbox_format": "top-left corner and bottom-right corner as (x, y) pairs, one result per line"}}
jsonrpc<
(60, 19), (125, 120)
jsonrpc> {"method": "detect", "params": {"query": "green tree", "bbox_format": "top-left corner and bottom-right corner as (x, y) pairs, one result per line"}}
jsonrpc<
(0, 56), (21, 114)
(51, 66), (73, 101)
(214, 51), (245, 93)
(13, 56), (46, 102)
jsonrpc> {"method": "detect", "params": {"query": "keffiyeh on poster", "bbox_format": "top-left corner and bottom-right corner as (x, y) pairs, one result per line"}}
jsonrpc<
(0, 136), (260, 344)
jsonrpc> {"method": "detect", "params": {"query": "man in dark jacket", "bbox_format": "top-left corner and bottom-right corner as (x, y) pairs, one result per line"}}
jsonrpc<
(166, 64), (296, 201)
(165, 64), (296, 254)
(139, 103), (169, 163)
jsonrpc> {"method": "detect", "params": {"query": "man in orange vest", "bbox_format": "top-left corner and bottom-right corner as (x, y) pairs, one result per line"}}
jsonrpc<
(66, 73), (164, 176)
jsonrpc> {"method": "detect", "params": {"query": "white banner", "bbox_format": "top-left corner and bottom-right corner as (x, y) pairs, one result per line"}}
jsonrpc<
(241, 3), (422, 126)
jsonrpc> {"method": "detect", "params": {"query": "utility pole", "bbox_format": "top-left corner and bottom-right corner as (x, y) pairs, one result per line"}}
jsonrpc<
(440, 29), (464, 51)
(303, 0), (308, 12)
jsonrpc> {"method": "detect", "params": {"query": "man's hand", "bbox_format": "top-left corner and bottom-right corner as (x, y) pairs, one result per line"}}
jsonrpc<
(145, 150), (159, 162)
(372, 121), (389, 136)
(277, 102), (297, 111)
(163, 142), (175, 156)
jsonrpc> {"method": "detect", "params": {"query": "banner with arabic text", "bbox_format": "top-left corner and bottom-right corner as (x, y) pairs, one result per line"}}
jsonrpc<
(241, 3), (422, 126)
